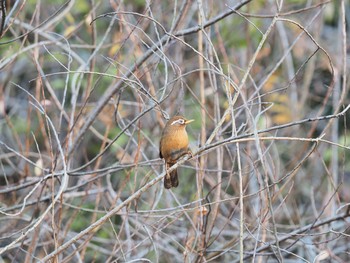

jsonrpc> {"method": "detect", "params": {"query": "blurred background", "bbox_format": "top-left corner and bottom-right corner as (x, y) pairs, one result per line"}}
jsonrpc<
(0, 0), (350, 262)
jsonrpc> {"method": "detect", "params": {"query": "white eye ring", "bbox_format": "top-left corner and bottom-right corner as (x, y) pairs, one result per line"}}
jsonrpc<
(171, 119), (185, 125)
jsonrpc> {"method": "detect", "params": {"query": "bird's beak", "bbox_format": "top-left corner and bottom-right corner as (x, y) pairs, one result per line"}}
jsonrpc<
(185, 119), (194, 124)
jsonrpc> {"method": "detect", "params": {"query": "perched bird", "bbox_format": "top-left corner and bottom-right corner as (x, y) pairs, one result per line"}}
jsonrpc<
(159, 116), (194, 189)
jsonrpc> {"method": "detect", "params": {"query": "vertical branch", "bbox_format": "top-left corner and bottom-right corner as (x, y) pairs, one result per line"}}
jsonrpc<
(330, 0), (347, 217)
(236, 141), (244, 262)
(194, 1), (206, 260)
(197, 0), (206, 194)
(226, 66), (245, 262)
(0, 0), (5, 37)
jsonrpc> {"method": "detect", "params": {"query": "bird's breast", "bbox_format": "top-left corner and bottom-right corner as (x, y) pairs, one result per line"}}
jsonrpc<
(160, 129), (189, 162)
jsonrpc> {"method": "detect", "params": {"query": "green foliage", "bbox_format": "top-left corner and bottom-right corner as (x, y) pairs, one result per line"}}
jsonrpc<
(70, 203), (96, 232)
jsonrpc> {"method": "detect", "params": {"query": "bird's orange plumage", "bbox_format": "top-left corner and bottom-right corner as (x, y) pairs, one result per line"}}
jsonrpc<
(159, 116), (193, 189)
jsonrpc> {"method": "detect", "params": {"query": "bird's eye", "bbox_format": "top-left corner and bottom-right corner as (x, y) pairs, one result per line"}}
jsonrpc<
(171, 118), (185, 125)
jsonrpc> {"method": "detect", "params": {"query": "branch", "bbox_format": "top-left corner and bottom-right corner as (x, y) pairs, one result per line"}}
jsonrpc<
(243, 211), (350, 260)
(68, 0), (252, 156)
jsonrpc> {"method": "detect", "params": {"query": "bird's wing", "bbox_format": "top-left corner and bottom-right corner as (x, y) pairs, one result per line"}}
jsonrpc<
(159, 139), (163, 159)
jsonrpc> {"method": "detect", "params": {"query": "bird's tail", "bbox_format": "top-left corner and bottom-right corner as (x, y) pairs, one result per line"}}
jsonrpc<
(164, 165), (178, 189)
(170, 169), (178, 188)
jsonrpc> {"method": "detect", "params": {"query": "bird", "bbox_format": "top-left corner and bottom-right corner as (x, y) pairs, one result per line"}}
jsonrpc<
(159, 116), (194, 189)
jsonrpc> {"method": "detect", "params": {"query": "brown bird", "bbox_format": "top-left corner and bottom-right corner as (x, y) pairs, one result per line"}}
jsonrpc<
(159, 116), (194, 189)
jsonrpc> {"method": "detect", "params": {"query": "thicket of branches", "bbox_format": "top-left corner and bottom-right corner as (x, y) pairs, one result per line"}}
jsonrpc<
(0, 0), (349, 262)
